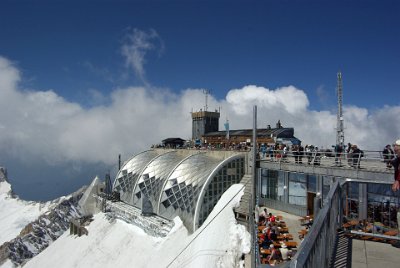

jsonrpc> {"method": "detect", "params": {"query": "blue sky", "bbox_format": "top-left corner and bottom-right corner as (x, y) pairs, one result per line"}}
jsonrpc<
(1, 0), (399, 109)
(0, 0), (399, 200)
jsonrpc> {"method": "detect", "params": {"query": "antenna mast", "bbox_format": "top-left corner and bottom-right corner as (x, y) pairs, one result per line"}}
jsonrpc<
(336, 71), (344, 147)
(203, 89), (210, 111)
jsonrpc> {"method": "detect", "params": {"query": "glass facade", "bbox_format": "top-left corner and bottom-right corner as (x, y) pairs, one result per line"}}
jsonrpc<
(197, 157), (245, 227)
(132, 151), (187, 209)
(112, 150), (245, 233)
(113, 150), (161, 204)
(260, 169), (279, 199)
(259, 167), (399, 231)
(288, 173), (307, 206)
(259, 169), (321, 207)
(367, 184), (400, 228)
(322, 176), (332, 198)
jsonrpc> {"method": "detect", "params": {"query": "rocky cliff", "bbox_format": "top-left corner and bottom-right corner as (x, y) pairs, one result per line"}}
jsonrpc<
(0, 179), (85, 267)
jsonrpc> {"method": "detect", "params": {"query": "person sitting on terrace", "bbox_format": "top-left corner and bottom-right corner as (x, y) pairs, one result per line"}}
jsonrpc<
(260, 232), (272, 249)
(279, 243), (291, 261)
(268, 213), (276, 222)
(271, 222), (280, 235)
(301, 217), (313, 229)
(268, 244), (280, 265)
(268, 229), (278, 241)
(259, 208), (268, 223)
(262, 224), (272, 236)
(359, 220), (373, 232)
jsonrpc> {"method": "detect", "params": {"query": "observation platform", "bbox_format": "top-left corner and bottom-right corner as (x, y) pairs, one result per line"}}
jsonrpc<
(352, 239), (400, 268)
(247, 206), (400, 267)
(247, 149), (399, 267)
(258, 150), (394, 184)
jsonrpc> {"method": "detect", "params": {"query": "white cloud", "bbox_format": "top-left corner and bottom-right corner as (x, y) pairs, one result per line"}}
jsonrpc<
(1, 55), (400, 192)
(226, 85), (309, 115)
(121, 28), (164, 85)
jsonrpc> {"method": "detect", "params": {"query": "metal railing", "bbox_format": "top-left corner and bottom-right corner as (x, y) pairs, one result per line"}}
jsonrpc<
(289, 180), (342, 268)
(259, 149), (394, 173)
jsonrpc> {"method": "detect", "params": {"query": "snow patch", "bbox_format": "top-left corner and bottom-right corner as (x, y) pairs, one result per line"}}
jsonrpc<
(23, 184), (250, 268)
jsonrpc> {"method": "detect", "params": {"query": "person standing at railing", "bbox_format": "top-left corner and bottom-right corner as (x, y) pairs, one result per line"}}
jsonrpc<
(346, 142), (353, 166)
(306, 145), (313, 165)
(391, 140), (400, 191)
(391, 139), (400, 248)
(268, 145), (274, 160)
(350, 144), (363, 168)
(383, 144), (394, 168)
(334, 144), (344, 166)
(313, 146), (321, 165)
(299, 144), (304, 164)
(292, 144), (300, 164)
(261, 143), (267, 159)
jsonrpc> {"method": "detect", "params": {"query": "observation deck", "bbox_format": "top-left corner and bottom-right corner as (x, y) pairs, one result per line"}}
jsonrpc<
(247, 149), (399, 267)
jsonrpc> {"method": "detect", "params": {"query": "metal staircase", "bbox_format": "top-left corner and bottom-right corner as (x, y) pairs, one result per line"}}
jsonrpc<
(234, 174), (253, 225)
(330, 229), (352, 268)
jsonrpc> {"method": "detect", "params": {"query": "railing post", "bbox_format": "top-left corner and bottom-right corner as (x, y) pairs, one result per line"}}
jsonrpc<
(251, 105), (257, 268)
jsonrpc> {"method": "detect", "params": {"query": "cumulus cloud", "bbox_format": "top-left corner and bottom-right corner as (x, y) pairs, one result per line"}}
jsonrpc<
(1, 55), (400, 199)
(121, 28), (164, 85)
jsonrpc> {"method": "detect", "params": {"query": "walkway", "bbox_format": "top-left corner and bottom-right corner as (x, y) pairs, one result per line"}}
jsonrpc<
(352, 239), (400, 268)
(244, 207), (304, 267)
(245, 206), (400, 268)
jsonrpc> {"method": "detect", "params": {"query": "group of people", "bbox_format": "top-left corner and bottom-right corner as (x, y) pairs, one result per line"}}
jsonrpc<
(383, 144), (396, 168)
(391, 140), (400, 193)
(260, 144), (288, 161)
(258, 208), (292, 265)
(344, 143), (364, 168)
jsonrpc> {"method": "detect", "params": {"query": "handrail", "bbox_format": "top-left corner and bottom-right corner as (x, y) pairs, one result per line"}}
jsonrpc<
(259, 149), (395, 174)
(289, 180), (342, 268)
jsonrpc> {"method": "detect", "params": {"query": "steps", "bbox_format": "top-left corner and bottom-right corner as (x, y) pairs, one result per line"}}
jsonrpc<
(234, 174), (253, 224)
(94, 195), (174, 237)
(330, 229), (352, 268)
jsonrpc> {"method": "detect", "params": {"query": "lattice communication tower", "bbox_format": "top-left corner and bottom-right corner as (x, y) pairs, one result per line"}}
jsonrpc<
(336, 71), (344, 147)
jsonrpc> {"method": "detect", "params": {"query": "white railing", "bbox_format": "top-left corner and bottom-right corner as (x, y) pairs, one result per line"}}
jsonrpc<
(259, 149), (394, 173)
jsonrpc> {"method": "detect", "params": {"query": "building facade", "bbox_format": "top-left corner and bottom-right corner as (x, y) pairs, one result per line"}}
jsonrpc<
(112, 149), (246, 233)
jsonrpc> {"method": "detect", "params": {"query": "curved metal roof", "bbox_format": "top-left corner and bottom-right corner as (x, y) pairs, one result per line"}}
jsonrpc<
(132, 151), (187, 210)
(157, 153), (221, 223)
(112, 149), (246, 232)
(113, 150), (161, 205)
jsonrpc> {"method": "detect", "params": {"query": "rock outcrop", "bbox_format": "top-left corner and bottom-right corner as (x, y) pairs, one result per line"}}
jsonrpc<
(0, 190), (84, 266)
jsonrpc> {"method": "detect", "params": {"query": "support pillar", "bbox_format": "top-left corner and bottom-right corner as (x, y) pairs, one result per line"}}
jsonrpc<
(358, 183), (368, 220)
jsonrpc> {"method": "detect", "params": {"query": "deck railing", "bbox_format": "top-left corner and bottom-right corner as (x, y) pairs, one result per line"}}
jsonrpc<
(288, 180), (343, 268)
(259, 149), (394, 173)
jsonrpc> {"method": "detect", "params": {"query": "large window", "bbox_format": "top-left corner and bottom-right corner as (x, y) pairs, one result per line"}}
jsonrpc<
(288, 173), (306, 206)
(322, 176), (332, 199)
(260, 169), (279, 199)
(307, 174), (317, 193)
(367, 184), (400, 229)
(277, 172), (285, 202)
(344, 182), (359, 219)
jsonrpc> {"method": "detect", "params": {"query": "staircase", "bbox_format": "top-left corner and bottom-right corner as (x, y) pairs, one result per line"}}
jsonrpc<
(234, 174), (253, 226)
(330, 229), (352, 268)
(93, 195), (174, 237)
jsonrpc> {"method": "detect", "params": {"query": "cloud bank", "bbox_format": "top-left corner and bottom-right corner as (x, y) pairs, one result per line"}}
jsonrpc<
(1, 55), (400, 199)
(1, 56), (400, 165)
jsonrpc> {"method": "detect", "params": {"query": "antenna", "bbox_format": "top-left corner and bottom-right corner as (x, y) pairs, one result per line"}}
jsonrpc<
(202, 89), (210, 111)
(336, 71), (344, 147)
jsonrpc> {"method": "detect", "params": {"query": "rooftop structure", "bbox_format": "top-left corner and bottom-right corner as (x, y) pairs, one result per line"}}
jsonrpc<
(191, 110), (220, 141)
(112, 149), (246, 233)
(203, 124), (301, 147)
